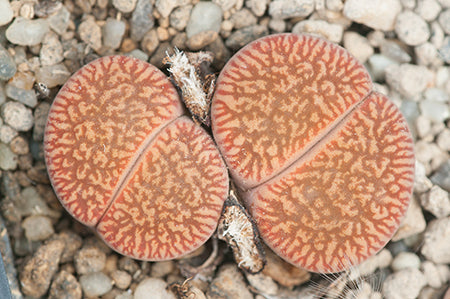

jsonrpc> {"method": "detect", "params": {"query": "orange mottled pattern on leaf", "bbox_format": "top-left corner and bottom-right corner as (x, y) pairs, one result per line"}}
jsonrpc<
(97, 117), (229, 260)
(44, 56), (183, 226)
(245, 92), (414, 273)
(212, 33), (372, 188)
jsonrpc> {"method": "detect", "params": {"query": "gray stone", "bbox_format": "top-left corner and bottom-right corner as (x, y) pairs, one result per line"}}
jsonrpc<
(125, 49), (149, 61)
(385, 64), (433, 97)
(230, 8), (257, 29)
(421, 217), (450, 263)
(186, 2), (222, 39)
(134, 278), (176, 299)
(40, 31), (64, 66)
(367, 54), (397, 81)
(79, 272), (113, 297)
(33, 101), (50, 142)
(380, 40), (411, 63)
(225, 25), (268, 50)
(269, 0), (314, 19)
(0, 0), (13, 26)
(22, 215), (54, 241)
(103, 18), (126, 49)
(292, 19), (344, 43)
(343, 0), (402, 31)
(48, 5), (71, 35)
(246, 0), (269, 16)
(0, 45), (16, 80)
(1, 101), (34, 131)
(5, 17), (49, 46)
(5, 84), (37, 108)
(439, 9), (450, 34)
(343, 32), (374, 63)
(383, 268), (426, 299)
(0, 142), (17, 170)
(170, 5), (192, 31)
(395, 11), (430, 46)
(391, 252), (421, 271)
(420, 185), (450, 218)
(392, 196), (426, 241)
(131, 0), (154, 41)
(431, 159), (450, 192)
(112, 0), (137, 13)
(35, 64), (71, 88)
(0, 125), (17, 144)
(416, 0), (442, 21)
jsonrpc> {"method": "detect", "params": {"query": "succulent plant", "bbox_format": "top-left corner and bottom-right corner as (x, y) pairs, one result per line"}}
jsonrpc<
(211, 33), (415, 273)
(44, 56), (229, 260)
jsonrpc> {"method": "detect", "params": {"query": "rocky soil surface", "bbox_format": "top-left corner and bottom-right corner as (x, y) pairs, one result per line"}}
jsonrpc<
(0, 0), (449, 298)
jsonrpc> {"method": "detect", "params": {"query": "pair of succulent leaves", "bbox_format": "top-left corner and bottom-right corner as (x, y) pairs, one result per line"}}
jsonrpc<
(44, 33), (415, 273)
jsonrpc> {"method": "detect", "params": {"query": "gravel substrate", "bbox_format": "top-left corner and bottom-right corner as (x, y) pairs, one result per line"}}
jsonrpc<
(0, 0), (449, 298)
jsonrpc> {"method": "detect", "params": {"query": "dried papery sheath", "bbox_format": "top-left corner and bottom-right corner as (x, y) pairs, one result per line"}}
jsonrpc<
(164, 49), (215, 126)
(218, 188), (266, 274)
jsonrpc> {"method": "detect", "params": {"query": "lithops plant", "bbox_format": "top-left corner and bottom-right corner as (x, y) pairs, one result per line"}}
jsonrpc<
(44, 56), (229, 260)
(211, 33), (415, 273)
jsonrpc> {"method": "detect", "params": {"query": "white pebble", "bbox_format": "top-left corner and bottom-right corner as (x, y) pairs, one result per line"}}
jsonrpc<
(415, 0), (442, 21)
(246, 0), (269, 16)
(414, 160), (433, 193)
(22, 215), (54, 241)
(0, 125), (18, 144)
(186, 2), (222, 38)
(343, 32), (374, 63)
(391, 252), (421, 271)
(395, 11), (430, 46)
(367, 54), (397, 81)
(112, 0), (137, 13)
(439, 9), (450, 34)
(5, 17), (49, 46)
(1, 101), (33, 132)
(103, 18), (126, 49)
(392, 196), (426, 241)
(421, 261), (444, 288)
(269, 0), (314, 19)
(0, 0), (13, 26)
(419, 100), (450, 123)
(383, 268), (427, 299)
(421, 217), (450, 264)
(385, 63), (433, 97)
(343, 0), (401, 31)
(292, 19), (343, 43)
(420, 185), (450, 218)
(79, 272), (112, 297)
(40, 31), (64, 66)
(134, 278), (176, 299)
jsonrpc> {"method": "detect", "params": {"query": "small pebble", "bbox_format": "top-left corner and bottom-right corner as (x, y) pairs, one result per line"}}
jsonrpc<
(246, 0), (269, 16)
(367, 54), (398, 81)
(186, 2), (222, 39)
(392, 196), (426, 241)
(103, 18), (126, 50)
(439, 36), (450, 63)
(48, 270), (82, 299)
(0, 125), (17, 144)
(0, 142), (17, 170)
(292, 19), (343, 43)
(268, 0), (314, 19)
(350, 249), (393, 278)
(134, 277), (176, 299)
(130, 0), (154, 41)
(186, 31), (218, 50)
(33, 101), (50, 142)
(414, 161), (433, 193)
(420, 185), (450, 218)
(40, 31), (64, 66)
(415, 42), (439, 66)
(0, 0), (13, 26)
(385, 63), (433, 97)
(380, 40), (411, 63)
(421, 217), (450, 264)
(246, 272), (278, 295)
(391, 252), (421, 271)
(19, 239), (65, 297)
(170, 5), (192, 31)
(112, 0), (137, 13)
(421, 261), (444, 288)
(79, 272), (113, 297)
(262, 249), (310, 287)
(5, 17), (49, 46)
(225, 24), (268, 50)
(48, 5), (70, 35)
(383, 268), (427, 299)
(10, 136), (29, 155)
(430, 159), (450, 192)
(141, 29), (159, 55)
(5, 84), (37, 108)
(439, 9), (450, 34)
(110, 270), (132, 289)
(415, 0), (442, 21)
(155, 0), (186, 18)
(151, 261), (175, 278)
(343, 32), (374, 63)
(58, 231), (83, 263)
(22, 215), (54, 241)
(230, 8), (257, 29)
(213, 0), (243, 11)
(207, 264), (253, 299)
(78, 16), (102, 51)
(419, 100), (450, 123)
(74, 246), (107, 274)
(395, 11), (430, 46)
(343, 0), (402, 31)
(0, 45), (16, 80)
(35, 64), (71, 88)
(1, 101), (34, 132)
